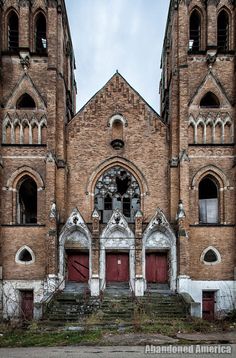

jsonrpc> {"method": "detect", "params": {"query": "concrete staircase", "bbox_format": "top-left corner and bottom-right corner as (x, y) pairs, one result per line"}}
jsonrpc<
(44, 288), (190, 324)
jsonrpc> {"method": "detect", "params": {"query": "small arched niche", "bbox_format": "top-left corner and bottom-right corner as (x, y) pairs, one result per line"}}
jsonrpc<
(200, 92), (220, 108)
(16, 94), (36, 110)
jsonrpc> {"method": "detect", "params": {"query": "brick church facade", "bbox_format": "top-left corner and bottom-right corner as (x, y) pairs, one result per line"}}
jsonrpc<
(0, 0), (235, 320)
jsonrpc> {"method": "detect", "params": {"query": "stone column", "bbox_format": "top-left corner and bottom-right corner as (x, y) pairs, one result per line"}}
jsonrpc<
(134, 210), (144, 296)
(176, 201), (191, 293)
(45, 154), (58, 293)
(90, 209), (100, 296)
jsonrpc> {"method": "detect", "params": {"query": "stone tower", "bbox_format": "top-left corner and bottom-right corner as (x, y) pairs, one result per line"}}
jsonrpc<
(0, 0), (76, 319)
(160, 0), (235, 315)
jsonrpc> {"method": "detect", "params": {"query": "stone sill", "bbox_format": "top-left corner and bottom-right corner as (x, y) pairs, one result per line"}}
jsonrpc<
(1, 224), (46, 227)
(189, 144), (234, 147)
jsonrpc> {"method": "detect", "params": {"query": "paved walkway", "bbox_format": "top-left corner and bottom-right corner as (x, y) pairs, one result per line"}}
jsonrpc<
(0, 346), (235, 358)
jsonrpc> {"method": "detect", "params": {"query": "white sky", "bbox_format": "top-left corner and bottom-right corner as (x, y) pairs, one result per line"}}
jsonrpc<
(65, 0), (170, 113)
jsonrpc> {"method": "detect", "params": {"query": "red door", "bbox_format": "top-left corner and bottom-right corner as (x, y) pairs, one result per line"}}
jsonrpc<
(106, 253), (129, 282)
(202, 291), (215, 320)
(146, 252), (168, 283)
(68, 253), (89, 282)
(20, 290), (34, 320)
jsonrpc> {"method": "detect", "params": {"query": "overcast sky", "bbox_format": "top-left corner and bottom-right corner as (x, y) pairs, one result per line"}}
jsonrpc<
(65, 0), (170, 113)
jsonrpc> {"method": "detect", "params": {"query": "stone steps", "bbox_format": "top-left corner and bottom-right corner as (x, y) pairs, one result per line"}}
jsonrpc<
(44, 291), (190, 322)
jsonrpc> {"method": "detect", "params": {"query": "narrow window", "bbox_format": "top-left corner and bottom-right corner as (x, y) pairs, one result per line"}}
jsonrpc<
(189, 10), (201, 52)
(8, 11), (19, 51)
(199, 177), (219, 224)
(123, 197), (131, 218)
(218, 10), (229, 52)
(17, 176), (37, 224)
(111, 120), (124, 150)
(16, 94), (36, 110)
(104, 194), (112, 210)
(200, 92), (220, 108)
(35, 13), (47, 53)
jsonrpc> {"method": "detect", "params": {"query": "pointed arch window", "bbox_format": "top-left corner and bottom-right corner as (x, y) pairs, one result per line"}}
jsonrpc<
(199, 176), (219, 224)
(200, 246), (221, 265)
(200, 92), (220, 108)
(189, 10), (201, 52)
(15, 246), (35, 265)
(16, 94), (36, 110)
(217, 10), (229, 52)
(95, 166), (141, 223)
(35, 13), (47, 53)
(17, 176), (37, 224)
(8, 11), (19, 51)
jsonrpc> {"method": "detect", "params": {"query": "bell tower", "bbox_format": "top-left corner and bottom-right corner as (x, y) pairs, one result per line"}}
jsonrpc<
(161, 0), (235, 311)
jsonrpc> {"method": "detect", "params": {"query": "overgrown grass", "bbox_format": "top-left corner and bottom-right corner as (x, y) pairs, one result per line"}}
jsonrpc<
(0, 330), (102, 348)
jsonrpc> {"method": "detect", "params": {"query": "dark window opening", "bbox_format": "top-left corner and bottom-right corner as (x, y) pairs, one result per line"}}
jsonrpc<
(199, 177), (219, 224)
(218, 11), (229, 52)
(116, 171), (131, 196)
(17, 94), (36, 110)
(200, 92), (220, 108)
(104, 194), (112, 210)
(18, 177), (37, 224)
(8, 11), (19, 51)
(189, 10), (201, 52)
(19, 249), (32, 262)
(204, 249), (218, 263)
(35, 13), (47, 53)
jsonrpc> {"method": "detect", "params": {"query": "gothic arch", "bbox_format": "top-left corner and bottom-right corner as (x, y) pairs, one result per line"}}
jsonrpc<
(58, 208), (92, 282)
(191, 166), (229, 224)
(86, 157), (149, 197)
(191, 165), (229, 190)
(189, 5), (206, 51)
(107, 114), (128, 128)
(142, 208), (177, 291)
(6, 166), (44, 190)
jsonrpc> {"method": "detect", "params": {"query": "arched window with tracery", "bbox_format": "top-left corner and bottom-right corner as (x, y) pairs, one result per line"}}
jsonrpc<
(35, 12), (47, 53)
(217, 10), (229, 52)
(199, 176), (219, 224)
(94, 166), (141, 223)
(8, 10), (19, 51)
(189, 10), (201, 52)
(17, 176), (37, 224)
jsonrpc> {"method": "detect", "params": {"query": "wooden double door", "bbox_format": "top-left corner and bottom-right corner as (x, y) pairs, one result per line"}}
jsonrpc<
(106, 253), (129, 282)
(67, 252), (89, 282)
(146, 252), (168, 284)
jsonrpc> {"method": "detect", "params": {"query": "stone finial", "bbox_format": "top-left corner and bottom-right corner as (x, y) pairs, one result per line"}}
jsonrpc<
(92, 208), (100, 233)
(50, 202), (57, 219)
(19, 52), (30, 72)
(176, 200), (186, 221)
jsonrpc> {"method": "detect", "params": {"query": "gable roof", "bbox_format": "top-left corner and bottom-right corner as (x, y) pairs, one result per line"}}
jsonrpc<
(74, 71), (162, 121)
